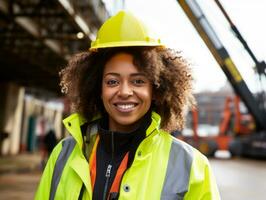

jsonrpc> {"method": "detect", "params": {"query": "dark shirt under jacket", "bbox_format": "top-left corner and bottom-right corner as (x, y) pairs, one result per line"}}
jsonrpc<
(92, 112), (151, 200)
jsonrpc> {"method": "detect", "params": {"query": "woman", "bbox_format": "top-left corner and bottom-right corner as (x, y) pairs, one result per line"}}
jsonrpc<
(35, 11), (220, 200)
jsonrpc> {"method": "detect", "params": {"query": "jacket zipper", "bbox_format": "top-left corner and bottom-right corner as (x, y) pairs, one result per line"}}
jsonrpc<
(103, 129), (157, 199)
(102, 131), (115, 200)
(103, 164), (112, 200)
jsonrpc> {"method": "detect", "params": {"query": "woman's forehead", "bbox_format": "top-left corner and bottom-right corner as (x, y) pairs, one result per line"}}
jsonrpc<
(103, 53), (140, 73)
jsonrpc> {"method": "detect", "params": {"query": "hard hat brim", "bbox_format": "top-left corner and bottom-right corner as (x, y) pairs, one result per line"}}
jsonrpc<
(89, 41), (164, 51)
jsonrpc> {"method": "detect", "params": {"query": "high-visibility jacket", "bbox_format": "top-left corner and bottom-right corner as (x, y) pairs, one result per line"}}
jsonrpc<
(35, 111), (220, 200)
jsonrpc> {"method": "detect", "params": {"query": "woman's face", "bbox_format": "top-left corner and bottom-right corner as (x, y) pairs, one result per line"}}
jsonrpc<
(101, 53), (152, 132)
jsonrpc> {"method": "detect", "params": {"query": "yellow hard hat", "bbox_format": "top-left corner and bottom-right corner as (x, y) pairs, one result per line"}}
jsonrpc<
(90, 10), (163, 50)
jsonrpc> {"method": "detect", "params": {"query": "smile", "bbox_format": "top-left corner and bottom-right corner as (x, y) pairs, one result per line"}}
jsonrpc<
(114, 103), (138, 112)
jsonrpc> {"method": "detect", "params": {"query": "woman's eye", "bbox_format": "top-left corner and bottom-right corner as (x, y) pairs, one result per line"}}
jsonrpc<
(106, 79), (119, 86)
(132, 79), (145, 85)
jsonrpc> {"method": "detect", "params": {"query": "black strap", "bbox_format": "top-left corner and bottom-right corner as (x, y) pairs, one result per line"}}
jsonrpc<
(78, 184), (85, 200)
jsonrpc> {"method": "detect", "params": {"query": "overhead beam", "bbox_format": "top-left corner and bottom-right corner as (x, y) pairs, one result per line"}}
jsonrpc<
(0, 0), (67, 59)
(11, 12), (65, 18)
(57, 0), (96, 41)
(0, 33), (85, 40)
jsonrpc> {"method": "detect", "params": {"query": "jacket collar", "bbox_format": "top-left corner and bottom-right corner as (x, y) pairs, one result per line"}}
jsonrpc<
(63, 111), (161, 149)
(63, 113), (87, 149)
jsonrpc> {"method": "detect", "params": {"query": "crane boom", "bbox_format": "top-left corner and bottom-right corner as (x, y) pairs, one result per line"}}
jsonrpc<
(177, 0), (266, 131)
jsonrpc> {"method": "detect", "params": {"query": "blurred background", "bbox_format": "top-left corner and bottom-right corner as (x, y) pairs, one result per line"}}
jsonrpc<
(0, 0), (266, 199)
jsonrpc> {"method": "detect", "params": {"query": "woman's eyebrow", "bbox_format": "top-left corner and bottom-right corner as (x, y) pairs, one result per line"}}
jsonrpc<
(103, 72), (146, 77)
(103, 72), (120, 77)
(130, 73), (146, 77)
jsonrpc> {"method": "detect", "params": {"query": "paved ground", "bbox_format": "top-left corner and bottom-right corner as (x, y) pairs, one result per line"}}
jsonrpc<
(0, 153), (42, 200)
(210, 158), (266, 200)
(0, 172), (41, 199)
(0, 153), (266, 200)
(0, 153), (42, 174)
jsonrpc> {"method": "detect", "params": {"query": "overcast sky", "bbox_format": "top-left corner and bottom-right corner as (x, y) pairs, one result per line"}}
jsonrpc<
(122, 0), (266, 93)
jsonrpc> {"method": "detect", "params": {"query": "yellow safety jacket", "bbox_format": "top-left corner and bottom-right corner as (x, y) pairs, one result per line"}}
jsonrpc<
(35, 111), (220, 200)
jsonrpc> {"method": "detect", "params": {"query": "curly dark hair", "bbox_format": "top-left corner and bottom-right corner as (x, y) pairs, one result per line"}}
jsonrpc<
(59, 47), (195, 131)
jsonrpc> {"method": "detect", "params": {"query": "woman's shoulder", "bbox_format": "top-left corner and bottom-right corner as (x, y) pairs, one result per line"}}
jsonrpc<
(159, 130), (208, 162)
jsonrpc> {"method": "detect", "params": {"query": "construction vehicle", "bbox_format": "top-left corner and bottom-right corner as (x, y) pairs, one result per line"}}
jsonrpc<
(177, 0), (266, 158)
(179, 95), (255, 157)
(219, 96), (255, 136)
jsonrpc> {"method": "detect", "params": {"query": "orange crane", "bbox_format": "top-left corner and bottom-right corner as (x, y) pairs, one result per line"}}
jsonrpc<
(180, 96), (255, 157)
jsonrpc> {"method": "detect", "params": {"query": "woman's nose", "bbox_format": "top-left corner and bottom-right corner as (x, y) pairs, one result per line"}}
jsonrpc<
(118, 82), (133, 97)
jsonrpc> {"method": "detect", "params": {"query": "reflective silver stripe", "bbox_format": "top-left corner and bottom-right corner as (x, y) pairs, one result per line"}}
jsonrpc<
(161, 139), (194, 200)
(49, 136), (76, 200)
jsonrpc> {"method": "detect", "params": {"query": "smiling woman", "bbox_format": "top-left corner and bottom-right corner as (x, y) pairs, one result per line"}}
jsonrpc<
(101, 53), (153, 133)
(35, 10), (220, 200)
(59, 46), (194, 132)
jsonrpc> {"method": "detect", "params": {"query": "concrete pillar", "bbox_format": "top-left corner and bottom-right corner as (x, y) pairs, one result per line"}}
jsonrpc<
(0, 83), (25, 155)
(54, 109), (63, 139)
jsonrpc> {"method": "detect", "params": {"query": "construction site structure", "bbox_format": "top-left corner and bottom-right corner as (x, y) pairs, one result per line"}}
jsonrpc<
(177, 0), (266, 158)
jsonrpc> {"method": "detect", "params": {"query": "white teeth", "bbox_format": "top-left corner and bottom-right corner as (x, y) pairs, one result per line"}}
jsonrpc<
(117, 104), (135, 109)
